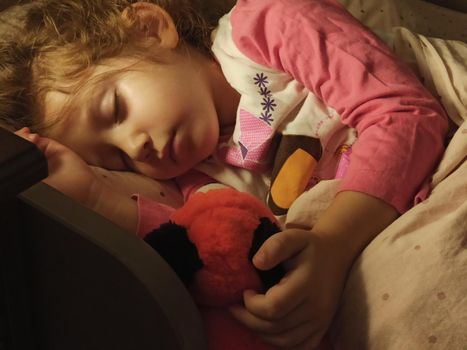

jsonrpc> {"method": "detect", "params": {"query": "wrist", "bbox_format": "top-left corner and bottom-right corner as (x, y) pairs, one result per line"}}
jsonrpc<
(87, 179), (138, 233)
(311, 191), (399, 263)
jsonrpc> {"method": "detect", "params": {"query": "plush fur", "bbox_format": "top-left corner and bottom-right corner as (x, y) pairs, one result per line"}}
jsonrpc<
(144, 188), (284, 350)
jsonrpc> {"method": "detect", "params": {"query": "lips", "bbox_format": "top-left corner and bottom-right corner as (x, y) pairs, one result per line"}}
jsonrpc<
(162, 132), (176, 163)
(143, 148), (156, 162)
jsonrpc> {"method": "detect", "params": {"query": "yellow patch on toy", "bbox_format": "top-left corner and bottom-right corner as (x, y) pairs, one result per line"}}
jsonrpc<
(270, 148), (317, 210)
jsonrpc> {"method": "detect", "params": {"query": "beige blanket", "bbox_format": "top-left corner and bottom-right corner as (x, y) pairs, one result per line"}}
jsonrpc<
(286, 1), (467, 347)
(286, 118), (466, 349)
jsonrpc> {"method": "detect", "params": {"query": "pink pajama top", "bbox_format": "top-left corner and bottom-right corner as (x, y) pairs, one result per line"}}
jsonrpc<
(135, 0), (448, 237)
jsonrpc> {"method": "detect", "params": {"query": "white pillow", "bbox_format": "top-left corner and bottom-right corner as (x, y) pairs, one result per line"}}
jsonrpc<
(339, 0), (467, 42)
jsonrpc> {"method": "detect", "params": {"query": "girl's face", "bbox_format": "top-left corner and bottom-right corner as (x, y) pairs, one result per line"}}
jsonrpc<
(43, 50), (226, 180)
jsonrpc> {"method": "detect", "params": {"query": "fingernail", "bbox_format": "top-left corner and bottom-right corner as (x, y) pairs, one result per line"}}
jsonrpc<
(253, 252), (266, 268)
(243, 289), (258, 299)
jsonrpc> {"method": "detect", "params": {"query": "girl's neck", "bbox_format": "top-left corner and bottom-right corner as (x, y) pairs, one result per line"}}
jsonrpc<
(183, 44), (239, 135)
(208, 59), (240, 134)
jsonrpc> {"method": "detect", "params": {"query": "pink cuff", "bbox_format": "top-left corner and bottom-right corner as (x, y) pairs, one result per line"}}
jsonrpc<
(335, 147), (352, 179)
(131, 194), (176, 239)
(413, 179), (432, 206)
(175, 169), (217, 202)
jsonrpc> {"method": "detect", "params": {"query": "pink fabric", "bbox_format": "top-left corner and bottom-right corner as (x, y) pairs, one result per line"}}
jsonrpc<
(335, 148), (352, 179)
(174, 169), (217, 202)
(134, 169), (214, 238)
(217, 108), (274, 171)
(231, 0), (448, 213)
(132, 194), (176, 239)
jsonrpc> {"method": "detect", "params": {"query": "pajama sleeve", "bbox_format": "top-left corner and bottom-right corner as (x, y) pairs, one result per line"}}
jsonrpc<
(231, 0), (448, 213)
(132, 194), (176, 239)
(174, 170), (218, 203)
(134, 170), (216, 238)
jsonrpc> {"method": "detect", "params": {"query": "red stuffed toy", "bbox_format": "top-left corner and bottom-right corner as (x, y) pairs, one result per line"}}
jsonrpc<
(144, 188), (285, 350)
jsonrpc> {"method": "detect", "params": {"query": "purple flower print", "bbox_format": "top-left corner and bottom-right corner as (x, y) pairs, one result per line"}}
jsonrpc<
(261, 96), (277, 112)
(253, 72), (276, 126)
(260, 111), (274, 125)
(254, 72), (269, 86)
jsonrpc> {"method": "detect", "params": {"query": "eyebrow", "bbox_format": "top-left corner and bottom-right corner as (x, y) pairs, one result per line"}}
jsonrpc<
(87, 84), (108, 127)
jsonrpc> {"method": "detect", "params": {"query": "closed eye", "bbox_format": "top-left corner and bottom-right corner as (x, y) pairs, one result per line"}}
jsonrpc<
(114, 90), (120, 123)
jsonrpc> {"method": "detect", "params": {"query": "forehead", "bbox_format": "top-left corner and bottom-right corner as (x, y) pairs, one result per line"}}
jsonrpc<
(42, 89), (85, 141)
(41, 57), (143, 131)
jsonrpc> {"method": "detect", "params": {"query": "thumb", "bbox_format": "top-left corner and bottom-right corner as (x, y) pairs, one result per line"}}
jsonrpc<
(15, 127), (40, 143)
(252, 229), (308, 271)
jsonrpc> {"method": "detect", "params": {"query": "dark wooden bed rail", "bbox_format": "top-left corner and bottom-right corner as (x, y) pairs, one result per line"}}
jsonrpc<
(0, 127), (206, 350)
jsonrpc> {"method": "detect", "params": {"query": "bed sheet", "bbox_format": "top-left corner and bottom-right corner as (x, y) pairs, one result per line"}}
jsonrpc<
(390, 28), (466, 127)
(339, 0), (467, 42)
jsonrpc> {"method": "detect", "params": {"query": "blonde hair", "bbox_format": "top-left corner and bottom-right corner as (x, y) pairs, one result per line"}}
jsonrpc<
(0, 0), (234, 132)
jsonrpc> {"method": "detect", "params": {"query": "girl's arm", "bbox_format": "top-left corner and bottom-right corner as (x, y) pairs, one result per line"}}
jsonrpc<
(89, 180), (138, 233)
(21, 130), (225, 237)
(301, 190), (399, 268)
(231, 0), (448, 214)
(233, 189), (399, 349)
(228, 1), (446, 347)
(16, 128), (138, 233)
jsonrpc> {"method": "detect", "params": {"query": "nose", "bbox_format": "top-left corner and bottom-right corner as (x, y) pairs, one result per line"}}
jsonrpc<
(122, 132), (153, 162)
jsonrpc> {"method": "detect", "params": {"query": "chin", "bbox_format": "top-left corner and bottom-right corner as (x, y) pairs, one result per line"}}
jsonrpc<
(134, 166), (176, 181)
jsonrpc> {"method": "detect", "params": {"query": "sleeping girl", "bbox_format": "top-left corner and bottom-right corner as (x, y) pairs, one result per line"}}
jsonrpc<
(0, 0), (448, 348)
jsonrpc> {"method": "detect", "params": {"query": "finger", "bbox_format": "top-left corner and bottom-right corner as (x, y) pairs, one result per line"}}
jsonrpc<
(26, 133), (40, 143)
(32, 135), (66, 159)
(15, 127), (40, 143)
(259, 321), (316, 349)
(14, 127), (30, 136)
(229, 299), (308, 334)
(243, 263), (312, 320)
(253, 229), (309, 271)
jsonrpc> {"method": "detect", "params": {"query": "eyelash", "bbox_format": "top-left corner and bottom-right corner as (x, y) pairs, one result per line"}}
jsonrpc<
(114, 90), (120, 123)
(113, 91), (127, 169)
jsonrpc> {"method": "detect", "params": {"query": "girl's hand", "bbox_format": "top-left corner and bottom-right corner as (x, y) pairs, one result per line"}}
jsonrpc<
(15, 127), (103, 208)
(230, 228), (349, 349)
(231, 191), (398, 349)
(15, 127), (138, 232)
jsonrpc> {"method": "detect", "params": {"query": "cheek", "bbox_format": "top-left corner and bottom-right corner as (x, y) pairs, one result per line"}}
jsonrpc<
(199, 116), (220, 154)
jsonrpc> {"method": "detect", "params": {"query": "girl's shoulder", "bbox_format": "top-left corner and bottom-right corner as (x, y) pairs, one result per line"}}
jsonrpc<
(231, 0), (347, 28)
(229, 0), (376, 56)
